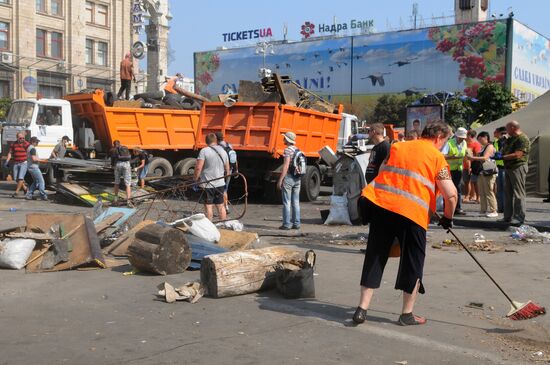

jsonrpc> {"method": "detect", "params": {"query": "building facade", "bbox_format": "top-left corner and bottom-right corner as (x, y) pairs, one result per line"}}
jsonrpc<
(0, 0), (136, 99)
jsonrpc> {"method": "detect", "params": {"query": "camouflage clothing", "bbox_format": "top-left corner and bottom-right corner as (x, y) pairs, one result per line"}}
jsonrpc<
(501, 133), (530, 170)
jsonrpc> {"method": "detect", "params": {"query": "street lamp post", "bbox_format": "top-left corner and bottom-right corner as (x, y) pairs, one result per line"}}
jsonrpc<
(255, 41), (274, 77)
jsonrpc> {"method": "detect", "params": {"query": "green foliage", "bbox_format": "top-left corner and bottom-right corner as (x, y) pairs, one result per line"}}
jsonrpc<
(444, 94), (474, 130)
(0, 97), (11, 120)
(372, 94), (416, 127)
(474, 81), (514, 124)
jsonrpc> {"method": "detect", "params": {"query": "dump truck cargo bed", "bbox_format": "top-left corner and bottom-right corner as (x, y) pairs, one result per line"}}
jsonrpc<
(64, 90), (200, 152)
(197, 102), (343, 158)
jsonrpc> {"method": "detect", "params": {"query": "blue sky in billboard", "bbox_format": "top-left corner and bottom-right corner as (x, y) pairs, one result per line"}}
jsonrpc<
(167, 0), (550, 77)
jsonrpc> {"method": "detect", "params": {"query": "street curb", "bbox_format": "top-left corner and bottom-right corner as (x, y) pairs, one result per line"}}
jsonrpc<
(454, 218), (550, 233)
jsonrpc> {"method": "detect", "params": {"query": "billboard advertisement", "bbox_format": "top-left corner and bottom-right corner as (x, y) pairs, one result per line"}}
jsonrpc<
(511, 20), (550, 102)
(406, 105), (443, 133)
(195, 20), (508, 117)
(195, 37), (352, 103)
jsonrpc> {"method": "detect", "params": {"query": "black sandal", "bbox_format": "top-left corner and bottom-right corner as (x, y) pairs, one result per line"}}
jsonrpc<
(398, 312), (426, 326)
(352, 307), (368, 324)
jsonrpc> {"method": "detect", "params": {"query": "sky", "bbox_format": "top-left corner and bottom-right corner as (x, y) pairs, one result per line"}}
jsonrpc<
(166, 0), (549, 77)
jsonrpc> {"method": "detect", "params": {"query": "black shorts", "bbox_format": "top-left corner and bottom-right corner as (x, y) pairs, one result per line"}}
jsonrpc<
(202, 186), (224, 205)
(360, 201), (427, 294)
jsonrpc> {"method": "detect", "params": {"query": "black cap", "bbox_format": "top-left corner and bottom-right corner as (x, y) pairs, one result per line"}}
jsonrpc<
(61, 135), (71, 141)
(30, 136), (40, 143)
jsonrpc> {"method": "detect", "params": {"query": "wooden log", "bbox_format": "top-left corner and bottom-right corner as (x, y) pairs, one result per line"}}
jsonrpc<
(127, 224), (191, 275)
(200, 246), (304, 298)
(104, 220), (155, 256)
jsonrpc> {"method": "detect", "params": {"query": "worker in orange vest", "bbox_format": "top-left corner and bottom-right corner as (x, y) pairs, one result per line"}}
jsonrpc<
(353, 120), (458, 326)
(164, 73), (183, 95)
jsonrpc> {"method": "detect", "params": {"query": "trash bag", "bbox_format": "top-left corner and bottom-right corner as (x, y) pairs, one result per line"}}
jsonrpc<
(0, 239), (36, 270)
(275, 250), (316, 299)
(183, 214), (221, 242)
(324, 194), (352, 225)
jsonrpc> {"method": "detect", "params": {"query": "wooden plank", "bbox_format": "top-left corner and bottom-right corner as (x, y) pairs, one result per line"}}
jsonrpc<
(6, 232), (54, 240)
(94, 212), (124, 234)
(104, 220), (155, 256)
(217, 229), (258, 251)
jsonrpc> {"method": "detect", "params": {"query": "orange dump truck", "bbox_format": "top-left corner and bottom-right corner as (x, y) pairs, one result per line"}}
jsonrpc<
(196, 102), (344, 201)
(64, 90), (201, 176)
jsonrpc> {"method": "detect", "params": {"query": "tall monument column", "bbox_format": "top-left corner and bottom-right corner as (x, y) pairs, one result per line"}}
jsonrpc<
(144, 0), (171, 92)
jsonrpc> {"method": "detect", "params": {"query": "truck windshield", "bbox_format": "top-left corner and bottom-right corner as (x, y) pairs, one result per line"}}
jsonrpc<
(6, 102), (35, 126)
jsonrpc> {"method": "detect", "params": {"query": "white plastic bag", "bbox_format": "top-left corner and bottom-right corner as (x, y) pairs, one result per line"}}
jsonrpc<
(0, 239), (36, 270)
(183, 214), (221, 242)
(216, 220), (243, 232)
(324, 194), (352, 225)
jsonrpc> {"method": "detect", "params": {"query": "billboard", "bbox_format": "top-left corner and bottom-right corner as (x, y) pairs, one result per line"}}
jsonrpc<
(511, 20), (550, 102)
(406, 105), (444, 133)
(195, 20), (509, 115)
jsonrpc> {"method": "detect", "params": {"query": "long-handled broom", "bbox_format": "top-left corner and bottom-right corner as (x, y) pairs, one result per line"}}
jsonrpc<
(436, 213), (546, 320)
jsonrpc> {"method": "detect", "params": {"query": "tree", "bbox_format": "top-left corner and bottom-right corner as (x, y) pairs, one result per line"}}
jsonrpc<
(372, 94), (415, 127)
(473, 81), (514, 124)
(0, 97), (11, 120)
(444, 94), (474, 130)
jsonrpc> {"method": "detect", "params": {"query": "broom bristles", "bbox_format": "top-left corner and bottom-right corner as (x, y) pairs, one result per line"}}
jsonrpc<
(507, 301), (546, 320)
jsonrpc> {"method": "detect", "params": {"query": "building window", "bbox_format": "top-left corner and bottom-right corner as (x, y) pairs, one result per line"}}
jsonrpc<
(96, 4), (108, 26)
(85, 39), (93, 64)
(36, 29), (46, 57)
(51, 32), (63, 59)
(0, 0), (10, 4)
(0, 22), (8, 51)
(36, 0), (46, 12)
(85, 1), (109, 27)
(85, 1), (93, 22)
(51, 0), (62, 16)
(38, 85), (63, 99)
(97, 41), (108, 66)
(0, 80), (9, 98)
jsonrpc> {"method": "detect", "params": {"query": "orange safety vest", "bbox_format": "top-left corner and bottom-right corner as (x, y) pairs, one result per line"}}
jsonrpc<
(164, 78), (177, 94)
(362, 139), (449, 230)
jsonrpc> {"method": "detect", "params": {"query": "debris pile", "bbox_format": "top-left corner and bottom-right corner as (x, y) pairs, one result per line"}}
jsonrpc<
(222, 73), (338, 114)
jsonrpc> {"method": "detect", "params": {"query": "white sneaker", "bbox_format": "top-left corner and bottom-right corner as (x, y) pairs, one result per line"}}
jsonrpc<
(486, 212), (499, 218)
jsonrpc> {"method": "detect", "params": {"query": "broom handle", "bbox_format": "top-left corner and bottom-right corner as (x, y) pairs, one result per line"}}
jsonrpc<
(435, 212), (517, 309)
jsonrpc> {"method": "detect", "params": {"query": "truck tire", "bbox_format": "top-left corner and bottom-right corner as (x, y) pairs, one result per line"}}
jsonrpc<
(174, 158), (196, 176)
(300, 165), (321, 202)
(148, 157), (173, 178)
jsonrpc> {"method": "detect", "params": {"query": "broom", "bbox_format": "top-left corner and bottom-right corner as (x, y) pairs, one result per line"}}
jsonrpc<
(436, 213), (546, 320)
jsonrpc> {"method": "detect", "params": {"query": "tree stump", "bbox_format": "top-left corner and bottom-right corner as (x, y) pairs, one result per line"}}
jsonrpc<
(200, 246), (304, 298)
(128, 224), (191, 275)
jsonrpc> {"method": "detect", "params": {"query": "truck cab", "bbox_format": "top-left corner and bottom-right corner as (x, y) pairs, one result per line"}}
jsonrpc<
(2, 99), (73, 160)
(337, 113), (360, 152)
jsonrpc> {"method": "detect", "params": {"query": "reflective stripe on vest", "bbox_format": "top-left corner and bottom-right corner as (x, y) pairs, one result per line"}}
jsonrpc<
(379, 165), (435, 193)
(447, 138), (465, 171)
(373, 182), (430, 211)
(493, 140), (504, 167)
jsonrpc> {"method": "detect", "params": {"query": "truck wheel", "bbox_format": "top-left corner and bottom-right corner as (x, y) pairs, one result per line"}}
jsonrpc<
(300, 166), (321, 202)
(174, 158), (196, 176)
(148, 157), (173, 178)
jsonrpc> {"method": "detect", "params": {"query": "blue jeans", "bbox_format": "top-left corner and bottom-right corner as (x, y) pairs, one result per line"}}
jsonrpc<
(495, 168), (505, 213)
(27, 166), (47, 199)
(281, 175), (301, 228)
(13, 162), (28, 181)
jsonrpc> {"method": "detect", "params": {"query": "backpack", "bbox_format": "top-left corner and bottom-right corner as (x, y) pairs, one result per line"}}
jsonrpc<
(290, 148), (307, 177)
(221, 142), (238, 171)
(117, 146), (131, 162)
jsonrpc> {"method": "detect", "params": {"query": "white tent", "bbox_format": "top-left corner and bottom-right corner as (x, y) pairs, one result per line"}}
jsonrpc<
(477, 90), (550, 195)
